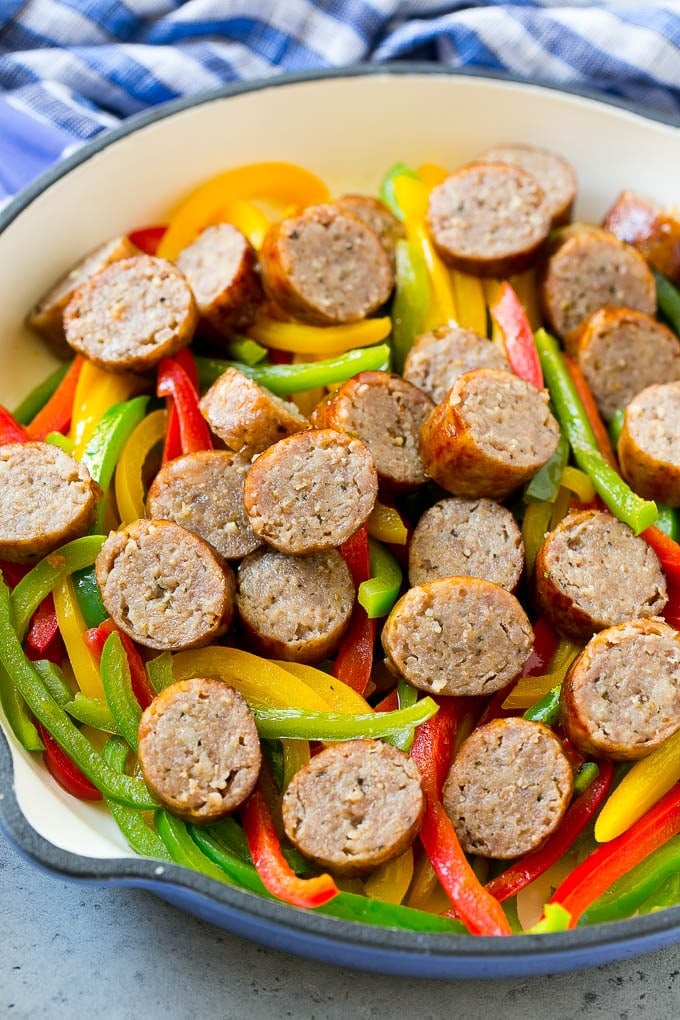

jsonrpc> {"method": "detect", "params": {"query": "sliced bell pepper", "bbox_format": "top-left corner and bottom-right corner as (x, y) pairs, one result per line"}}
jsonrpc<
(562, 354), (618, 470)
(366, 499), (409, 546)
(0, 404), (29, 444)
(582, 834), (680, 925)
(101, 737), (171, 859)
(71, 565), (107, 629)
(38, 722), (103, 801)
(65, 693), (120, 733)
(363, 848), (414, 905)
(524, 434), (569, 504)
(81, 395), (150, 532)
(12, 363), (70, 425)
(156, 808), (234, 884)
(127, 224), (167, 255)
(654, 268), (680, 336)
(114, 408), (166, 525)
(508, 268), (542, 331)
(96, 631), (143, 750)
(333, 528), (375, 696)
(379, 162), (421, 221)
(157, 355), (212, 459)
(25, 593), (63, 666)
(490, 282), (543, 388)
(358, 539), (402, 619)
(25, 356), (84, 441)
(391, 238), (429, 373)
(271, 660), (372, 715)
(252, 697), (437, 741)
(0, 659), (43, 751)
(450, 270), (487, 336)
(69, 360), (141, 458)
(52, 575), (104, 700)
(642, 525), (680, 585)
(85, 618), (156, 711)
(248, 316), (391, 356)
(32, 659), (73, 707)
(504, 638), (581, 711)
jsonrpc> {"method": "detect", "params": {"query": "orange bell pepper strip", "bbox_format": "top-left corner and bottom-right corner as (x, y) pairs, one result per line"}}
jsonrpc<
(25, 355), (84, 441)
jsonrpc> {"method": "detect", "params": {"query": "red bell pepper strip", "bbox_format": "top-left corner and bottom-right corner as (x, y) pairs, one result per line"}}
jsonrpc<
(485, 760), (613, 903)
(38, 722), (103, 801)
(157, 352), (212, 462)
(84, 619), (156, 710)
(550, 780), (680, 927)
(25, 594), (63, 666)
(562, 355), (619, 470)
(374, 689), (399, 712)
(643, 526), (680, 586)
(478, 616), (559, 725)
(339, 527), (371, 586)
(241, 784), (338, 909)
(490, 282), (543, 389)
(0, 405), (29, 444)
(128, 225), (167, 255)
(25, 356), (84, 441)
(0, 561), (30, 588)
(663, 581), (680, 629)
(333, 528), (375, 696)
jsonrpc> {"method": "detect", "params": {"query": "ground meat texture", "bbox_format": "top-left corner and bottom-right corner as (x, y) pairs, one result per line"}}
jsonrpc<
(560, 618), (680, 760)
(576, 307), (680, 422)
(146, 450), (262, 560)
(403, 324), (510, 405)
(426, 163), (551, 277)
(137, 677), (261, 823)
(310, 371), (433, 489)
(618, 382), (680, 505)
(419, 368), (560, 502)
(199, 367), (308, 458)
(259, 204), (394, 325)
(442, 718), (573, 859)
(63, 254), (198, 372)
(95, 519), (235, 651)
(603, 190), (680, 287)
(236, 547), (354, 663)
(26, 235), (138, 358)
(534, 509), (667, 642)
(243, 428), (378, 555)
(540, 229), (657, 352)
(476, 143), (577, 228)
(408, 497), (524, 591)
(334, 194), (405, 264)
(0, 442), (101, 562)
(174, 224), (264, 345)
(281, 739), (425, 876)
(381, 576), (533, 697)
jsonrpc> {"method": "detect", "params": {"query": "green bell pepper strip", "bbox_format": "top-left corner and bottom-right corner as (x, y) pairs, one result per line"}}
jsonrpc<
(391, 238), (429, 374)
(45, 431), (75, 454)
(0, 660), (43, 750)
(12, 363), (70, 425)
(389, 680), (420, 754)
(32, 659), (72, 708)
(608, 407), (624, 449)
(100, 632), (142, 750)
(654, 269), (680, 336)
(581, 835), (680, 925)
(379, 161), (421, 221)
(0, 577), (156, 809)
(81, 395), (149, 533)
(145, 651), (175, 693)
(196, 344), (390, 395)
(524, 433), (569, 504)
(573, 762), (600, 797)
(71, 565), (108, 628)
(638, 871), (680, 915)
(155, 809), (233, 885)
(524, 683), (562, 727)
(204, 814), (312, 875)
(252, 697), (438, 742)
(525, 904), (572, 934)
(223, 336), (268, 366)
(535, 329), (657, 534)
(10, 535), (106, 640)
(357, 539), (402, 619)
(608, 408), (680, 539)
(65, 693), (120, 733)
(101, 737), (171, 860)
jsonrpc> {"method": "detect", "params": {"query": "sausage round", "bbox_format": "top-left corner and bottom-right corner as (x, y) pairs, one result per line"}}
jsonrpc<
(334, 194), (405, 264)
(199, 366), (309, 459)
(259, 204), (394, 325)
(560, 618), (680, 760)
(475, 143), (577, 228)
(442, 718), (573, 859)
(0, 442), (101, 563)
(403, 323), (510, 405)
(540, 228), (657, 351)
(63, 254), (198, 372)
(426, 162), (551, 277)
(381, 576), (533, 697)
(236, 546), (354, 663)
(408, 497), (524, 592)
(618, 382), (680, 505)
(419, 368), (560, 502)
(243, 428), (378, 555)
(533, 509), (667, 642)
(146, 450), (263, 560)
(282, 739), (424, 876)
(138, 677), (261, 823)
(576, 307), (680, 422)
(95, 518), (235, 651)
(310, 371), (434, 489)
(603, 189), (680, 287)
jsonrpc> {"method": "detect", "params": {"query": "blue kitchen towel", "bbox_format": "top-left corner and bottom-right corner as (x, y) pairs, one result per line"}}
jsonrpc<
(1, 1), (679, 203)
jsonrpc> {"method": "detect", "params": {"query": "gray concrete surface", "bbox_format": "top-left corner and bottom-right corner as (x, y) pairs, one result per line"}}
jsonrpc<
(3, 837), (679, 1018)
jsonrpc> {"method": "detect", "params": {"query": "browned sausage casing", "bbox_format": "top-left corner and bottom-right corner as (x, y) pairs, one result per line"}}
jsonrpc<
(618, 382), (680, 505)
(603, 189), (680, 287)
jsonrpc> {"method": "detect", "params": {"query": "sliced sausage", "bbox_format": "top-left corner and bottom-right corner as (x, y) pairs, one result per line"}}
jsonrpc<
(199, 366), (308, 459)
(174, 223), (264, 344)
(146, 450), (262, 560)
(403, 323), (510, 405)
(259, 203), (394, 325)
(618, 381), (680, 505)
(334, 194), (405, 264)
(534, 509), (667, 642)
(310, 371), (434, 489)
(476, 143), (577, 228)
(442, 718), (573, 859)
(138, 677), (261, 824)
(282, 739), (424, 876)
(236, 546), (354, 663)
(95, 518), (235, 651)
(0, 442), (101, 563)
(426, 162), (551, 277)
(560, 618), (680, 760)
(243, 428), (378, 555)
(381, 576), (533, 697)
(603, 189), (680, 286)
(540, 228), (657, 351)
(419, 368), (560, 502)
(408, 497), (524, 591)
(63, 254), (198, 372)
(576, 307), (680, 422)
(26, 235), (138, 358)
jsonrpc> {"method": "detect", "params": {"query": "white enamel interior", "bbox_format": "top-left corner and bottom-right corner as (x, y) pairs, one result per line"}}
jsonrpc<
(0, 71), (679, 859)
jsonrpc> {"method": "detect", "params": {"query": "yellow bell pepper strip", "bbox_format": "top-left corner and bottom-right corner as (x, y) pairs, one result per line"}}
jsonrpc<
(364, 847), (414, 904)
(391, 238), (429, 373)
(0, 576), (156, 807)
(379, 162), (420, 221)
(366, 499), (409, 545)
(53, 575), (104, 699)
(549, 485), (573, 531)
(271, 661), (372, 715)
(406, 853), (439, 911)
(70, 360), (141, 457)
(559, 465), (597, 504)
(595, 728), (680, 843)
(81, 395), (149, 532)
(504, 638), (581, 712)
(25, 355), (84, 441)
(65, 693), (120, 733)
(358, 538), (402, 619)
(12, 362), (70, 425)
(247, 315), (391, 355)
(416, 162), (449, 189)
(145, 650), (175, 693)
(490, 282), (543, 388)
(251, 697), (438, 741)
(508, 268), (542, 331)
(114, 408), (166, 525)
(101, 736), (171, 859)
(450, 270), (487, 335)
(157, 161), (330, 260)
(521, 498), (553, 575)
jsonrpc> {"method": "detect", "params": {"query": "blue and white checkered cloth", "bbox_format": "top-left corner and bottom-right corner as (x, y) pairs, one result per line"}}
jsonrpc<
(1, 1), (679, 203)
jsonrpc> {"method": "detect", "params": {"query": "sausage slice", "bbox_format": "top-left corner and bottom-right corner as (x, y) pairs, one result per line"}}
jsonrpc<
(603, 189), (680, 286)
(476, 143), (577, 228)
(618, 381), (680, 505)
(138, 677), (261, 824)
(282, 739), (424, 876)
(403, 323), (510, 405)
(443, 718), (573, 858)
(334, 193), (405, 265)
